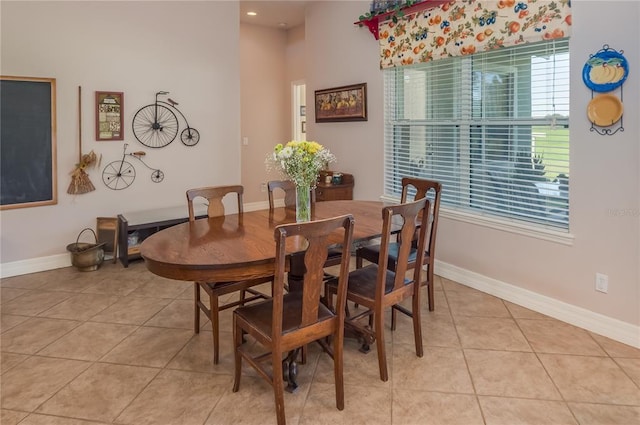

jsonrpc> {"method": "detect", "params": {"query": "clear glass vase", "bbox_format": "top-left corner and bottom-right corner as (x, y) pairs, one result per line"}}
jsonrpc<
(295, 183), (311, 222)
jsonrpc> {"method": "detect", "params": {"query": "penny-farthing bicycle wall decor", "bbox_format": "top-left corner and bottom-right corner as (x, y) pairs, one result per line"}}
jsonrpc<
(132, 91), (200, 148)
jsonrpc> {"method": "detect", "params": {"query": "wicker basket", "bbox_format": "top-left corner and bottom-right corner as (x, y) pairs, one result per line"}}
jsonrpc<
(66, 228), (106, 271)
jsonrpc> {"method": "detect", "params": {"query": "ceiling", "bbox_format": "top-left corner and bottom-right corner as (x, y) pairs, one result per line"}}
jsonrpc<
(239, 1), (309, 29)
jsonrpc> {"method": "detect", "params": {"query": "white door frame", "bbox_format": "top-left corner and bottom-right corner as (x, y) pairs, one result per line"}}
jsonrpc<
(292, 80), (306, 140)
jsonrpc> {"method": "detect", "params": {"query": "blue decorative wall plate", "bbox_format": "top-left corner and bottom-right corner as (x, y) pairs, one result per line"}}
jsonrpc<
(582, 49), (629, 92)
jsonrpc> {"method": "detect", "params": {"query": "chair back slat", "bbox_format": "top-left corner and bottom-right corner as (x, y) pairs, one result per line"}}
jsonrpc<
(300, 236), (330, 326)
(413, 198), (431, 284)
(268, 180), (317, 211)
(186, 185), (244, 221)
(272, 215), (354, 335)
(268, 180), (296, 211)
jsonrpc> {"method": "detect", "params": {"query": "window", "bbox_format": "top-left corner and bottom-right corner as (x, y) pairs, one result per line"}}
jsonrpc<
(384, 39), (570, 232)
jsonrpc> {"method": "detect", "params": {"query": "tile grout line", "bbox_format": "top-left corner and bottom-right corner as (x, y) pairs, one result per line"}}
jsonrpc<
(441, 278), (488, 424)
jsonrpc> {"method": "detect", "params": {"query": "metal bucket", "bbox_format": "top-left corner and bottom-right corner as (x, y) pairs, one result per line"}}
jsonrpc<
(66, 228), (106, 272)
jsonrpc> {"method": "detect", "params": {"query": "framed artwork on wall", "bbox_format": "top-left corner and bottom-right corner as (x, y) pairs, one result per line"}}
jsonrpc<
(95, 91), (123, 141)
(314, 83), (367, 122)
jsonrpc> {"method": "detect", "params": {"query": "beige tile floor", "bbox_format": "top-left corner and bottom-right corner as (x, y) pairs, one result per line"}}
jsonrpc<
(1, 260), (639, 425)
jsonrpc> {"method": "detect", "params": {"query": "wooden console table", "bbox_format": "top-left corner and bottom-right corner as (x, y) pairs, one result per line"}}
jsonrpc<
(317, 171), (354, 201)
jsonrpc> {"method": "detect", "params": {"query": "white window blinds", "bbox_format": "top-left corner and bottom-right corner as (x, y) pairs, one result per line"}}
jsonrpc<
(383, 39), (570, 231)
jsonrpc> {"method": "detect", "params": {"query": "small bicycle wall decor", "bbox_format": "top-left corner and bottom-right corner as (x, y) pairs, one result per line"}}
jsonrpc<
(102, 143), (164, 190)
(132, 91), (200, 148)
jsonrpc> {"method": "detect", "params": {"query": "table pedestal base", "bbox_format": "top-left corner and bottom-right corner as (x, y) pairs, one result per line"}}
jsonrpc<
(283, 348), (300, 393)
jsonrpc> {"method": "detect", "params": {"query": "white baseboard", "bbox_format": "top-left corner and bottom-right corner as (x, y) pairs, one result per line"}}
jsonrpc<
(435, 260), (640, 349)
(244, 200), (271, 212)
(1, 254), (71, 278)
(2, 234), (637, 349)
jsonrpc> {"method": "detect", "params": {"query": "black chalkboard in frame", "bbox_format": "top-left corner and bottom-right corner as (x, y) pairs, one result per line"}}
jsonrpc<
(1, 76), (58, 210)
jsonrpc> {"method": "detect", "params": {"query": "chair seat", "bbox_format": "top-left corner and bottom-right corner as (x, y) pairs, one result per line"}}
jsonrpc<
(322, 248), (345, 280)
(203, 276), (271, 295)
(204, 280), (250, 292)
(327, 248), (343, 261)
(235, 293), (335, 336)
(338, 264), (409, 299)
(358, 243), (431, 271)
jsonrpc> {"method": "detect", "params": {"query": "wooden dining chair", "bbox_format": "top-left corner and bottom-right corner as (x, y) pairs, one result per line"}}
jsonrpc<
(267, 179), (342, 268)
(233, 214), (354, 425)
(267, 180), (301, 211)
(355, 177), (442, 312)
(267, 180), (343, 365)
(186, 185), (273, 364)
(326, 197), (430, 382)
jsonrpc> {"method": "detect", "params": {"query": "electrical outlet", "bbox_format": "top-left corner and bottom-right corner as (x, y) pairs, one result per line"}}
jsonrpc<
(595, 273), (608, 293)
(260, 182), (267, 192)
(242, 137), (249, 146)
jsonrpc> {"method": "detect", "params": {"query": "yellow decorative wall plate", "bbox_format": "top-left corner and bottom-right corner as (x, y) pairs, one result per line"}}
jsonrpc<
(587, 94), (623, 127)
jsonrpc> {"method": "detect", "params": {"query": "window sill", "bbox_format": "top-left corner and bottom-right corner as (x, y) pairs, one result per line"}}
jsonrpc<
(441, 208), (574, 245)
(379, 195), (574, 246)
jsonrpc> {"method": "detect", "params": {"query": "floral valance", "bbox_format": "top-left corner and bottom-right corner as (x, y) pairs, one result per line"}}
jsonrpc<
(379, 0), (572, 69)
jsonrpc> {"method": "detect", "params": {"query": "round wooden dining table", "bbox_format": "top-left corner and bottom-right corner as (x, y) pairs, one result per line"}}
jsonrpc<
(140, 200), (386, 283)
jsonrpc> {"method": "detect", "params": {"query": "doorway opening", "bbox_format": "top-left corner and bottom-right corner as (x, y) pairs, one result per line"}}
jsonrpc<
(292, 81), (306, 141)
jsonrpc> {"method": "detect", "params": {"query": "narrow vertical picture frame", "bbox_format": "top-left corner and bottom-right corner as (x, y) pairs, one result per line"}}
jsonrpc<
(96, 91), (124, 141)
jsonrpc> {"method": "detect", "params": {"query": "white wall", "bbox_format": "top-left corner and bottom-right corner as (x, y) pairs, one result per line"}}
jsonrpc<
(304, 1), (640, 335)
(286, 25), (307, 142)
(286, 25), (306, 85)
(0, 1), (240, 264)
(240, 23), (289, 203)
(305, 1), (384, 201)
